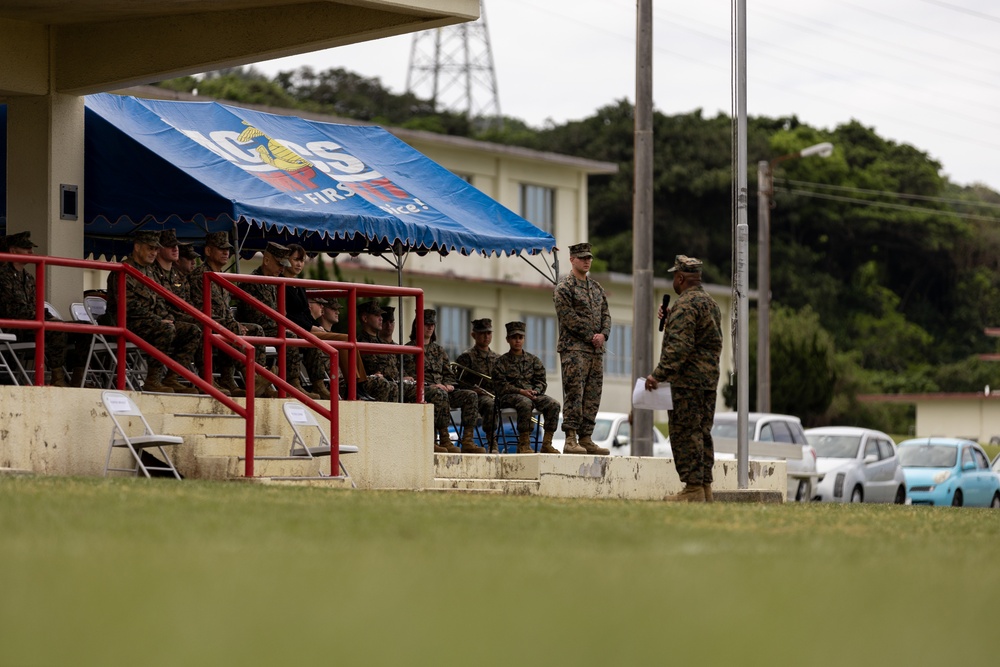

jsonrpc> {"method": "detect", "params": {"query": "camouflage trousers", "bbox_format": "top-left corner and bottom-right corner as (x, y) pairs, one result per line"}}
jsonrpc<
(667, 387), (717, 485)
(559, 351), (604, 437)
(446, 388), (479, 431)
(498, 393), (561, 435)
(216, 321), (265, 374)
(475, 393), (496, 441)
(363, 375), (417, 403)
(259, 321), (303, 382)
(129, 318), (201, 375)
(11, 321), (88, 371)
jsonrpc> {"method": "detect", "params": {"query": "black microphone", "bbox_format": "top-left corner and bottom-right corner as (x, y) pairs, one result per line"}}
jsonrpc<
(658, 294), (670, 331)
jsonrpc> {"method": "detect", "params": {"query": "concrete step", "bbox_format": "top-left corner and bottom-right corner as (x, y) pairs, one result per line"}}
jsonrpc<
(434, 452), (543, 480)
(186, 454), (352, 480)
(431, 477), (540, 495)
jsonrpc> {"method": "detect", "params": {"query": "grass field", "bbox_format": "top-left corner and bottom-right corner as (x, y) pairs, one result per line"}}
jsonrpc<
(2, 476), (998, 666)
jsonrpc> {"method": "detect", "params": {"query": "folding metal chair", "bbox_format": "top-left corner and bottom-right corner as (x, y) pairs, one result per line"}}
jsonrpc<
(82, 297), (144, 389)
(0, 328), (33, 385)
(102, 390), (186, 479)
(282, 401), (358, 485)
(496, 407), (542, 453)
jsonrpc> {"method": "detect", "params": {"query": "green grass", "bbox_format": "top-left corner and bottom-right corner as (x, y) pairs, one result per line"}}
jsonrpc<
(2, 477), (998, 666)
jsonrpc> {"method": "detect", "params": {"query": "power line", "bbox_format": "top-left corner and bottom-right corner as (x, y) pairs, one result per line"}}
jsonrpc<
(774, 187), (1000, 222)
(918, 0), (1000, 24)
(780, 179), (1000, 210)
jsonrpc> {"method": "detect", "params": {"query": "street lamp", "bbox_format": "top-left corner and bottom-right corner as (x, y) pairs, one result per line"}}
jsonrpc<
(756, 141), (833, 413)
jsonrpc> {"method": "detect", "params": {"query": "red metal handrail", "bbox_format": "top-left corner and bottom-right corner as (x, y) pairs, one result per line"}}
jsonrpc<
(0, 250), (426, 478)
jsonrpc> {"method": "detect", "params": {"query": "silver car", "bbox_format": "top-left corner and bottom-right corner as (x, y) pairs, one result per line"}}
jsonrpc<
(805, 426), (908, 503)
(710, 412), (818, 502)
(548, 412), (669, 456)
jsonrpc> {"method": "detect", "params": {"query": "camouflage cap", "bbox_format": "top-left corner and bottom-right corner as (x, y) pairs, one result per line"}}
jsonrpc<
(423, 310), (437, 326)
(505, 321), (526, 337)
(133, 230), (162, 248)
(264, 241), (291, 267)
(159, 229), (179, 247)
(381, 305), (396, 321)
(4, 231), (38, 249)
(471, 318), (493, 333)
(568, 242), (593, 259)
(205, 231), (233, 249)
(322, 298), (341, 310)
(667, 254), (703, 273)
(178, 243), (199, 260)
(357, 300), (383, 318)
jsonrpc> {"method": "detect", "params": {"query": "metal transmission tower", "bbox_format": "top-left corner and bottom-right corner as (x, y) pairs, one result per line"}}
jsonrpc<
(406, 2), (502, 128)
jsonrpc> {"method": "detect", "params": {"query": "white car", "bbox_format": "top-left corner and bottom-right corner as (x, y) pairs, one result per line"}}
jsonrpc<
(710, 412), (818, 502)
(805, 426), (908, 503)
(548, 412), (669, 456)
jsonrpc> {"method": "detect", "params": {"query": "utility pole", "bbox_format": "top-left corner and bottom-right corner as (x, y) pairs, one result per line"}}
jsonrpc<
(406, 1), (502, 129)
(631, 0), (654, 457)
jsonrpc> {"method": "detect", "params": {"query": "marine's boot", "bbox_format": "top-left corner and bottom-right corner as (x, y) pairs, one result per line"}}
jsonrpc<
(460, 430), (487, 454)
(219, 369), (245, 398)
(162, 371), (198, 394)
(289, 377), (320, 400)
(142, 366), (174, 393)
(312, 380), (332, 400)
(562, 428), (586, 454)
(664, 484), (707, 503)
(578, 434), (610, 456)
(703, 483), (714, 503)
(210, 379), (232, 397)
(70, 366), (86, 388)
(50, 367), (69, 388)
(540, 430), (560, 454)
(438, 427), (461, 453)
(254, 374), (276, 398)
(516, 432), (534, 454)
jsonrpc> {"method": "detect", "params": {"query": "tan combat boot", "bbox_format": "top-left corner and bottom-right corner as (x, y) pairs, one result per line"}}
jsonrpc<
(664, 484), (707, 503)
(439, 428), (461, 453)
(703, 483), (714, 503)
(540, 431), (559, 454)
(70, 366), (86, 388)
(142, 367), (173, 393)
(578, 434), (610, 456)
(162, 371), (198, 394)
(50, 367), (69, 388)
(254, 374), (276, 398)
(516, 432), (534, 454)
(460, 430), (487, 454)
(312, 381), (331, 400)
(289, 377), (320, 400)
(219, 370), (245, 398)
(562, 429), (586, 454)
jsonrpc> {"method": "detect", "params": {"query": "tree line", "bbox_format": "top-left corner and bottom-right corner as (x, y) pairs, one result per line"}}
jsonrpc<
(156, 67), (1000, 433)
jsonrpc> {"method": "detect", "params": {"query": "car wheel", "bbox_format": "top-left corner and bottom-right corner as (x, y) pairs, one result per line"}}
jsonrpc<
(951, 489), (963, 507)
(795, 479), (809, 502)
(850, 486), (863, 503)
(894, 485), (906, 504)
(991, 493), (1000, 509)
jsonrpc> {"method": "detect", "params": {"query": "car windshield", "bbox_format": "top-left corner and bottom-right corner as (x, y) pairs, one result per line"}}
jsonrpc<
(711, 422), (752, 440)
(592, 420), (612, 441)
(898, 445), (957, 468)
(806, 434), (861, 458)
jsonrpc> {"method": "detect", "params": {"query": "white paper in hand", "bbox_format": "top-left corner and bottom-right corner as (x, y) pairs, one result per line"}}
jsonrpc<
(632, 378), (672, 411)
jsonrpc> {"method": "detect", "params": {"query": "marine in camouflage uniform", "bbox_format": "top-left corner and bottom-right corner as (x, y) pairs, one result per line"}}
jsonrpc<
(404, 310), (483, 454)
(357, 300), (417, 405)
(553, 242), (611, 455)
(493, 321), (560, 454)
(148, 229), (192, 306)
(646, 255), (722, 503)
(106, 231), (201, 393)
(234, 242), (309, 392)
(188, 231), (266, 396)
(0, 231), (85, 386)
(454, 318), (499, 450)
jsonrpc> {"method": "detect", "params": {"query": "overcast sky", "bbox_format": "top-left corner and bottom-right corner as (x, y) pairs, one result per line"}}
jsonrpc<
(254, 0), (1000, 191)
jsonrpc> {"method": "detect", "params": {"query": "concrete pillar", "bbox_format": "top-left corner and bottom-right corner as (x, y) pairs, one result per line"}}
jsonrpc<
(6, 93), (85, 314)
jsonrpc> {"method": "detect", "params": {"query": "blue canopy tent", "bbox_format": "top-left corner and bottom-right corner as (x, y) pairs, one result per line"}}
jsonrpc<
(1, 94), (556, 275)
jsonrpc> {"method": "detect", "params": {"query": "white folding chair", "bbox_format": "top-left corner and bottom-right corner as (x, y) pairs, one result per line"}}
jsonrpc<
(282, 401), (358, 485)
(0, 328), (33, 385)
(102, 390), (186, 479)
(84, 296), (144, 389)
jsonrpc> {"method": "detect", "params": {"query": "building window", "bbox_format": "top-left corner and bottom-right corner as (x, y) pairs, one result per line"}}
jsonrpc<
(519, 184), (555, 235)
(524, 314), (558, 373)
(436, 305), (471, 361)
(604, 324), (632, 377)
(454, 173), (473, 184)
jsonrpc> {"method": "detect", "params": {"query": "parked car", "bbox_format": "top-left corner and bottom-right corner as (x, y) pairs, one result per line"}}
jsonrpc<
(548, 412), (669, 456)
(710, 412), (817, 502)
(898, 438), (1000, 507)
(804, 427), (907, 503)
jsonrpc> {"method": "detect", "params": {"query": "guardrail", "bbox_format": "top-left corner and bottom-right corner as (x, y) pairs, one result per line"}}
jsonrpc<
(0, 250), (425, 478)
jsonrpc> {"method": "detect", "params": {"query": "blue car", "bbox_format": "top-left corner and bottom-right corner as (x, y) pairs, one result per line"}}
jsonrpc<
(897, 438), (1000, 507)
